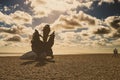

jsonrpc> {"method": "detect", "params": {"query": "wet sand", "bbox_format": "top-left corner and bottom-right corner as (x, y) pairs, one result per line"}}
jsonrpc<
(0, 54), (120, 80)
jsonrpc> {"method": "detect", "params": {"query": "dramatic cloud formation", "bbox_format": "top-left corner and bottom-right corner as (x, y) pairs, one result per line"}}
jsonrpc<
(0, 25), (33, 47)
(105, 16), (120, 38)
(0, 11), (32, 25)
(0, 25), (33, 35)
(0, 0), (120, 53)
(52, 12), (120, 48)
(52, 11), (99, 31)
(105, 16), (120, 29)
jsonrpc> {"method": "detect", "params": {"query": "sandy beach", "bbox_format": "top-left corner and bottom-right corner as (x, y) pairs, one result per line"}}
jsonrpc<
(0, 54), (120, 80)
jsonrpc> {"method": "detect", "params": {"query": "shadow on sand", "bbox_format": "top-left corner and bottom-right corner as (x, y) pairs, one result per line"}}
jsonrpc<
(21, 60), (36, 65)
(20, 58), (55, 67)
(35, 59), (55, 67)
(20, 51), (55, 67)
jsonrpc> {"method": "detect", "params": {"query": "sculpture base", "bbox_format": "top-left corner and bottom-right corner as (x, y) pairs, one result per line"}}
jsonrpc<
(20, 51), (54, 61)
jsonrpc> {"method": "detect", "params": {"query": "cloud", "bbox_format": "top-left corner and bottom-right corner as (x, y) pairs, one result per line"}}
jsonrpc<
(0, 13), (118, 49)
(0, 10), (32, 25)
(0, 32), (21, 42)
(105, 16), (120, 29)
(3, 4), (19, 12)
(105, 16), (120, 38)
(0, 33), (12, 40)
(0, 27), (17, 34)
(93, 26), (110, 34)
(52, 11), (99, 31)
(112, 32), (120, 38)
(10, 11), (32, 25)
(112, 38), (120, 46)
(5, 35), (21, 42)
(49, 11), (120, 48)
(0, 25), (34, 47)
(52, 14), (120, 48)
(110, 18), (120, 30)
(76, 1), (93, 10)
(3, 6), (10, 11)
(98, 0), (120, 5)
(0, 25), (33, 35)
(55, 30), (112, 48)
(98, 0), (114, 5)
(28, 0), (79, 18)
(76, 11), (97, 25)
(0, 25), (33, 43)
(55, 32), (81, 47)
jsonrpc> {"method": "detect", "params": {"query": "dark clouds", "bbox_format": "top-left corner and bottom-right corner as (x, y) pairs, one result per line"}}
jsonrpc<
(5, 35), (21, 42)
(110, 17), (120, 29)
(0, 25), (33, 43)
(0, 27), (17, 34)
(93, 27), (110, 34)
(52, 11), (98, 30)
(105, 16), (120, 38)
(113, 32), (120, 38)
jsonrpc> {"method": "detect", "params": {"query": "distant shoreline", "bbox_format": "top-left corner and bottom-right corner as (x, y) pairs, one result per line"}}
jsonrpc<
(0, 52), (115, 57)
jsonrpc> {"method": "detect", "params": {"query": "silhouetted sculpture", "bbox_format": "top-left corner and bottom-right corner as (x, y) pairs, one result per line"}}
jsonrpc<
(113, 48), (119, 57)
(31, 25), (55, 61)
(46, 31), (55, 59)
(43, 24), (50, 43)
(31, 29), (44, 60)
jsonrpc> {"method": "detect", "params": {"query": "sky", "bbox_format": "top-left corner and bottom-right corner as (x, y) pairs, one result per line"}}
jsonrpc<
(0, 0), (120, 54)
